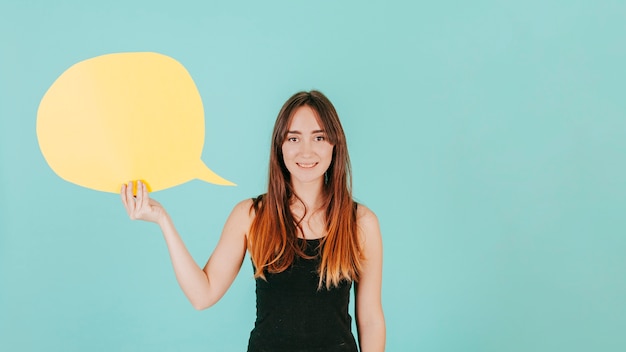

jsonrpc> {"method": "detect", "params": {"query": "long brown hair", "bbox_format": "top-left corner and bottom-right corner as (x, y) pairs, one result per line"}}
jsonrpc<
(248, 90), (363, 289)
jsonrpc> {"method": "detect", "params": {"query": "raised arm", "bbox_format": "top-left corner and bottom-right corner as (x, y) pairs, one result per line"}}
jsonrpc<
(121, 181), (250, 310)
(354, 206), (386, 352)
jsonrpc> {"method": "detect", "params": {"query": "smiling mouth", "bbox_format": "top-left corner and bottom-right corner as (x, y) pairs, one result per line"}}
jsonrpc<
(297, 162), (318, 168)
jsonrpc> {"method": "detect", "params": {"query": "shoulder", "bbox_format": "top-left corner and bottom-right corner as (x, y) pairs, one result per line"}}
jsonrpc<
(224, 198), (256, 231)
(356, 204), (380, 232)
(355, 204), (382, 244)
(231, 198), (256, 218)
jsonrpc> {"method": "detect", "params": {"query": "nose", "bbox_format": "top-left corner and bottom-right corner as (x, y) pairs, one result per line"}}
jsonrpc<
(299, 139), (313, 156)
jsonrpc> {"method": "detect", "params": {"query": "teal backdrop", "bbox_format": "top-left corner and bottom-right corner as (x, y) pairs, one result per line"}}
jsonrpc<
(1, 1), (625, 351)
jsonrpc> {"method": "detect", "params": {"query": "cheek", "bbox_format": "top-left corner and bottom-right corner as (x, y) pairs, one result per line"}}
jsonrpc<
(281, 145), (295, 161)
(321, 145), (334, 161)
(283, 147), (297, 164)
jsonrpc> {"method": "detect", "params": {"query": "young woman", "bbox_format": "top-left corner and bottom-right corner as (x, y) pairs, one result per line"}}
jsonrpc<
(121, 90), (385, 351)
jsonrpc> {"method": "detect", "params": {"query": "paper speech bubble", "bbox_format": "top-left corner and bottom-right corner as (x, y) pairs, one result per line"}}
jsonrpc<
(36, 52), (234, 193)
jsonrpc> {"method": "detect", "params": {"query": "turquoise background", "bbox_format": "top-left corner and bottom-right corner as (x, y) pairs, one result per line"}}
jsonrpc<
(1, 1), (625, 351)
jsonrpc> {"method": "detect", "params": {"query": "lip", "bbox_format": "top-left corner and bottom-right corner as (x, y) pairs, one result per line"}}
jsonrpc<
(296, 162), (318, 168)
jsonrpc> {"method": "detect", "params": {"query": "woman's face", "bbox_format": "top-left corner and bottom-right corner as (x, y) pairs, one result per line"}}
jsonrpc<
(281, 106), (334, 187)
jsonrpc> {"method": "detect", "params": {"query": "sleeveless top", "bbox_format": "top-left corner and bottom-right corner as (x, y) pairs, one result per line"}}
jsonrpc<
(247, 237), (358, 352)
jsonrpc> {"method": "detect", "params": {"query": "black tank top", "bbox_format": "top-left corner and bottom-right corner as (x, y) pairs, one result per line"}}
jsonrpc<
(247, 237), (358, 352)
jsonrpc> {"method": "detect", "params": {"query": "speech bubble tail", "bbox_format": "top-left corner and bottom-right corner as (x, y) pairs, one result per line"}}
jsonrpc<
(194, 161), (236, 186)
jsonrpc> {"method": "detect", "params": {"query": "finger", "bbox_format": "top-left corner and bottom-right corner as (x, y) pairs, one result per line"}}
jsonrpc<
(126, 180), (136, 216)
(141, 181), (149, 209)
(120, 184), (129, 210)
(136, 180), (145, 210)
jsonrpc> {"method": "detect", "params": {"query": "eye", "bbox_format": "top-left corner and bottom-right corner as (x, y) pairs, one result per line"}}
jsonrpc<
(287, 136), (299, 142)
(314, 135), (326, 142)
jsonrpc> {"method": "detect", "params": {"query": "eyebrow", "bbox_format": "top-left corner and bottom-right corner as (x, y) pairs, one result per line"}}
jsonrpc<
(286, 129), (326, 134)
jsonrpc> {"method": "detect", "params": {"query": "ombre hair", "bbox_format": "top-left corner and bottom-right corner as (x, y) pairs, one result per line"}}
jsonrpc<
(248, 90), (363, 289)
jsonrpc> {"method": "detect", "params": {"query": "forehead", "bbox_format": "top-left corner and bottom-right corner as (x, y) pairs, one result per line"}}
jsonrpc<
(287, 106), (323, 131)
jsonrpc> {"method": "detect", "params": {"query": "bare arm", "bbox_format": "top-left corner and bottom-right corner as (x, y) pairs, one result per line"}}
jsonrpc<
(354, 206), (386, 352)
(121, 181), (250, 310)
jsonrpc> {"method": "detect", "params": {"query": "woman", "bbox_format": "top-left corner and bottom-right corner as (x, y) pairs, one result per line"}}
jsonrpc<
(121, 90), (385, 351)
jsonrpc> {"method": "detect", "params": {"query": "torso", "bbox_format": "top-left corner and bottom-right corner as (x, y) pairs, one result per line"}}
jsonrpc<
(247, 237), (358, 352)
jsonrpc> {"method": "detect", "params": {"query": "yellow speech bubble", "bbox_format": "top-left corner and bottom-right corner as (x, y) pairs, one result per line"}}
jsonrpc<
(36, 52), (234, 193)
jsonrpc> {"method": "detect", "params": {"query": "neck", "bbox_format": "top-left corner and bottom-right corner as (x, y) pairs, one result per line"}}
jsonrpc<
(291, 179), (324, 211)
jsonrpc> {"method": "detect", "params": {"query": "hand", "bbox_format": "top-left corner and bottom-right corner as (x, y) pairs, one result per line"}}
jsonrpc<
(120, 180), (167, 224)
